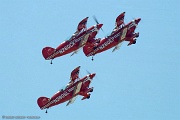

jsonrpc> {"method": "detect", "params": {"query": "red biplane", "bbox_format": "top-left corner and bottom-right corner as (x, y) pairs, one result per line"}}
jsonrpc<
(37, 66), (96, 113)
(83, 12), (141, 60)
(42, 17), (103, 64)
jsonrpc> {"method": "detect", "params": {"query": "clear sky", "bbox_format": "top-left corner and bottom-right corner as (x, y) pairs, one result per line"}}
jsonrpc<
(0, 0), (180, 120)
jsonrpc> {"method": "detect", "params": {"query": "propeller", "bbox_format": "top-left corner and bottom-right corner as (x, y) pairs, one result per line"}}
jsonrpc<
(93, 15), (104, 32)
(86, 69), (98, 80)
(86, 70), (91, 75)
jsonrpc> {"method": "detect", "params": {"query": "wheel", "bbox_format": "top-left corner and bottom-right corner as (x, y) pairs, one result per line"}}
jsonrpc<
(87, 94), (91, 99)
(136, 33), (139, 38)
(133, 40), (136, 44)
(90, 88), (93, 92)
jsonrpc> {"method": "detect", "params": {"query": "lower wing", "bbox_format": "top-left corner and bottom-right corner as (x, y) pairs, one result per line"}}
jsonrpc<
(66, 82), (83, 106)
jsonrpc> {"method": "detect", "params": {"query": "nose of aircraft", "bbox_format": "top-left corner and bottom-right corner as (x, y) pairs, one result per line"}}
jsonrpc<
(89, 73), (96, 79)
(96, 24), (103, 30)
(135, 18), (141, 24)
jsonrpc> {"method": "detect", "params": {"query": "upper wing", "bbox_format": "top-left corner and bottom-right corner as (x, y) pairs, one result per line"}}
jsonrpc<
(70, 66), (80, 82)
(66, 81), (83, 106)
(77, 17), (88, 32)
(115, 12), (125, 27)
(112, 27), (128, 52)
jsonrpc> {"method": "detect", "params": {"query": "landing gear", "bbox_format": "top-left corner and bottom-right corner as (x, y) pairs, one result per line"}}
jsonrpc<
(81, 93), (91, 100)
(89, 87), (94, 92)
(87, 94), (91, 99)
(91, 55), (95, 61)
(45, 109), (48, 113)
(135, 32), (139, 38)
(90, 89), (93, 92)
(133, 39), (136, 44)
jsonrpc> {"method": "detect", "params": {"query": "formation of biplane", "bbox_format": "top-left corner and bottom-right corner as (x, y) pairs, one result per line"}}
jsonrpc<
(37, 12), (141, 113)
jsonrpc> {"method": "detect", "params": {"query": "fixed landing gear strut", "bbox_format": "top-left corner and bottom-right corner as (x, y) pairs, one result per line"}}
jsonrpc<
(91, 55), (95, 61)
(50, 59), (53, 64)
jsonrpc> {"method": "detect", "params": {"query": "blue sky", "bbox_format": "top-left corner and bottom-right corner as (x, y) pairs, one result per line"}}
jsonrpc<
(0, 0), (180, 120)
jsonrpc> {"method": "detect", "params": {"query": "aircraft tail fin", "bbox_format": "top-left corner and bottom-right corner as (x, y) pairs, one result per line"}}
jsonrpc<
(42, 47), (55, 60)
(83, 45), (94, 57)
(37, 97), (50, 109)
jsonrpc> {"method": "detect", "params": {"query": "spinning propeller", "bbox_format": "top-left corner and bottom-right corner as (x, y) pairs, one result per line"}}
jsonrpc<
(93, 16), (104, 32)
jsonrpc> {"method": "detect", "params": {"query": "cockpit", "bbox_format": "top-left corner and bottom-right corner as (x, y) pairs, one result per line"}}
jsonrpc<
(59, 86), (66, 92)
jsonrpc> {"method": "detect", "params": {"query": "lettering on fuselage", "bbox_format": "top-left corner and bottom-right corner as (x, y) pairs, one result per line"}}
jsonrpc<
(46, 26), (99, 60)
(87, 32), (121, 57)
(41, 86), (75, 109)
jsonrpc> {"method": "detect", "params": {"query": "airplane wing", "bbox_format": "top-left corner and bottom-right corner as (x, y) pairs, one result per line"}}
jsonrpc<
(112, 27), (128, 52)
(77, 17), (88, 32)
(112, 42), (123, 52)
(70, 66), (80, 82)
(66, 81), (83, 106)
(71, 48), (81, 56)
(79, 33), (90, 47)
(115, 12), (125, 27)
(70, 18), (89, 56)
(66, 96), (78, 106)
(70, 33), (90, 56)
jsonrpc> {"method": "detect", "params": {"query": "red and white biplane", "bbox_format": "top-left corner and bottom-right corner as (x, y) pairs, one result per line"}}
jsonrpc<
(42, 17), (103, 64)
(37, 66), (96, 113)
(83, 12), (141, 60)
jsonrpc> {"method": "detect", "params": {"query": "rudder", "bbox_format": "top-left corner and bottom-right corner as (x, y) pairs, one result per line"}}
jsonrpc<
(83, 45), (94, 57)
(37, 97), (50, 109)
(42, 47), (55, 60)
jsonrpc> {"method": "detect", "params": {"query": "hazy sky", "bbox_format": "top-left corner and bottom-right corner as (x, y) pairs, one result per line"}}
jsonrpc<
(1, 0), (180, 120)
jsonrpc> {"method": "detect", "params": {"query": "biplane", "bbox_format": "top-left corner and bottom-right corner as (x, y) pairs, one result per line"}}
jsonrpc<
(42, 17), (103, 64)
(83, 12), (141, 60)
(37, 66), (96, 113)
